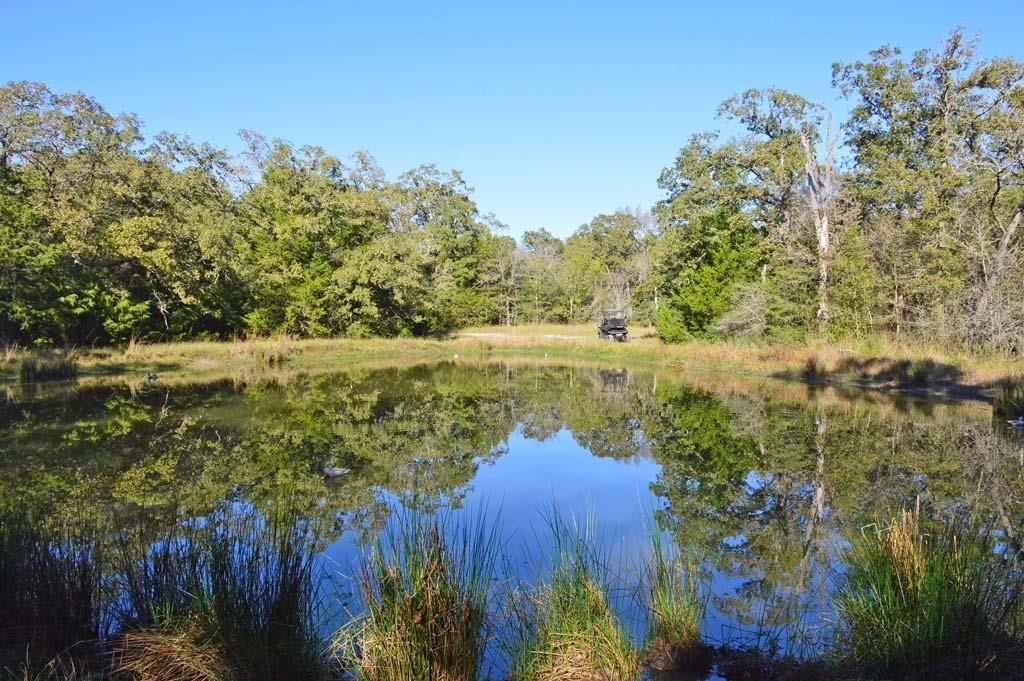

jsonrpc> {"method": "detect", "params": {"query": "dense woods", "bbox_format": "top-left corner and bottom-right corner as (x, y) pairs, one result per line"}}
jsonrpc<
(2, 29), (1022, 351)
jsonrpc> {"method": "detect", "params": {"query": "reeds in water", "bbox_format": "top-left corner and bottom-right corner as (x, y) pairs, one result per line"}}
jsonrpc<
(111, 511), (325, 681)
(0, 513), (102, 674)
(837, 506), (1024, 679)
(507, 510), (640, 681)
(641, 515), (709, 674)
(17, 349), (78, 383)
(335, 508), (501, 681)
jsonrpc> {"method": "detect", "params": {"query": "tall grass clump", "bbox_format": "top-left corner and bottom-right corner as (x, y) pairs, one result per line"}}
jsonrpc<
(640, 515), (709, 674)
(507, 510), (639, 681)
(336, 508), (501, 681)
(18, 349), (78, 383)
(994, 383), (1024, 420)
(255, 336), (295, 367)
(837, 506), (1024, 679)
(0, 513), (102, 672)
(111, 510), (326, 681)
(1, 343), (19, 366)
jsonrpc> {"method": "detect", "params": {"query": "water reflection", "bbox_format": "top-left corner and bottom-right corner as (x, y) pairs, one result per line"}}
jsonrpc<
(1, 360), (1021, 654)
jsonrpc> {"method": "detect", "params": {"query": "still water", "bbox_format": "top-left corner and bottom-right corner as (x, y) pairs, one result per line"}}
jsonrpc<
(2, 360), (1022, 663)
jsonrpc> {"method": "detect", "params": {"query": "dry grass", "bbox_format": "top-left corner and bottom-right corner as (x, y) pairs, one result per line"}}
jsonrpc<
(111, 624), (231, 681)
(1, 343), (19, 366)
(3, 326), (1020, 399)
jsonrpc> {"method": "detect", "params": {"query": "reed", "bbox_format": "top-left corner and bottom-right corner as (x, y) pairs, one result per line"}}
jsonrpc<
(641, 515), (709, 674)
(110, 510), (325, 681)
(335, 508), (501, 681)
(507, 509), (639, 681)
(17, 349), (78, 382)
(837, 506), (1024, 679)
(994, 383), (1024, 420)
(0, 513), (102, 672)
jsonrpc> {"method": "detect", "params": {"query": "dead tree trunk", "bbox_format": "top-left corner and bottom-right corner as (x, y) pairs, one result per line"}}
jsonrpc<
(800, 115), (837, 331)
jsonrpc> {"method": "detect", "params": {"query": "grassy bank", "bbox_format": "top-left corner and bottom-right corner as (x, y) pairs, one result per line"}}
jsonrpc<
(3, 503), (1023, 681)
(2, 326), (1022, 402)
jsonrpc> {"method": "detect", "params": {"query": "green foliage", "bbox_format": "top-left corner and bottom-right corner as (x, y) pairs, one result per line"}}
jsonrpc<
(654, 209), (763, 341)
(4, 25), (1024, 354)
(336, 508), (500, 681)
(0, 85), (508, 346)
(837, 509), (1024, 679)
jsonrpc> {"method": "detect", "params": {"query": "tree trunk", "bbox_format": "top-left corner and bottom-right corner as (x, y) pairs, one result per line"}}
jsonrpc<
(801, 133), (833, 330)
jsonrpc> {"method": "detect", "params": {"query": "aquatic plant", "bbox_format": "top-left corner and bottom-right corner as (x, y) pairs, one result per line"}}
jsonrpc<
(17, 349), (78, 382)
(837, 506), (1024, 679)
(0, 513), (102, 672)
(110, 510), (326, 681)
(507, 510), (640, 681)
(335, 508), (501, 681)
(641, 515), (709, 674)
(994, 382), (1024, 420)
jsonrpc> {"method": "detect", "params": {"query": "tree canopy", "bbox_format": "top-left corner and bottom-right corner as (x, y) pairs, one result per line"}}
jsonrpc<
(2, 29), (1022, 351)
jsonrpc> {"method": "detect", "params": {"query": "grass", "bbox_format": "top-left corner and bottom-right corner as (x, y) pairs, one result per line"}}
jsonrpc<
(112, 510), (325, 681)
(6, 501), (1024, 680)
(836, 505), (1024, 680)
(0, 512), (102, 671)
(994, 383), (1024, 420)
(507, 509), (640, 681)
(17, 349), (78, 383)
(1, 507), (325, 681)
(335, 508), (501, 681)
(3, 326), (1020, 403)
(641, 514), (709, 674)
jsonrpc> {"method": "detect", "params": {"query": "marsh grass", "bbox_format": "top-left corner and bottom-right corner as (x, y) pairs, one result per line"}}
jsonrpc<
(507, 509), (640, 681)
(336, 508), (501, 681)
(837, 506), (1024, 679)
(2, 653), (95, 681)
(0, 343), (19, 366)
(17, 349), (78, 383)
(640, 516), (709, 674)
(0, 513), (102, 673)
(110, 510), (325, 681)
(994, 383), (1024, 420)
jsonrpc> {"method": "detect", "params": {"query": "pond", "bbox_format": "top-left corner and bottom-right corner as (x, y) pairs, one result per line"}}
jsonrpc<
(2, 359), (1022, 677)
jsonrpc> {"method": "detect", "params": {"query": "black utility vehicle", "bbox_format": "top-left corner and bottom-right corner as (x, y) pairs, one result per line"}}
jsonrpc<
(598, 308), (629, 342)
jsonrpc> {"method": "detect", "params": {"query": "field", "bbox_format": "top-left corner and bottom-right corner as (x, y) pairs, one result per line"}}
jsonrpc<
(2, 325), (1021, 401)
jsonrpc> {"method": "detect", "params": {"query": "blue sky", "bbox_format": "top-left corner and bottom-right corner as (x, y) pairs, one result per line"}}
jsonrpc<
(6, 1), (1023, 238)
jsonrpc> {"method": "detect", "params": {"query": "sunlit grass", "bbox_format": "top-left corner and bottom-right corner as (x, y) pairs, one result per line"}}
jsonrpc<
(335, 507), (501, 681)
(837, 506), (1024, 679)
(507, 509), (640, 681)
(641, 514), (709, 673)
(4, 326), (1017, 401)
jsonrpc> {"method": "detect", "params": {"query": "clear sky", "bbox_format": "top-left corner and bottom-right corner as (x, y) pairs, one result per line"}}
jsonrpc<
(5, 1), (1023, 239)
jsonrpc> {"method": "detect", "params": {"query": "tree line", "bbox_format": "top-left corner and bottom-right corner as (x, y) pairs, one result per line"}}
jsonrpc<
(2, 29), (1022, 351)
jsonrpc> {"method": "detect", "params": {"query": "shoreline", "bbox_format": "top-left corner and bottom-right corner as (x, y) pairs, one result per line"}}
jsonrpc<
(2, 325), (1021, 404)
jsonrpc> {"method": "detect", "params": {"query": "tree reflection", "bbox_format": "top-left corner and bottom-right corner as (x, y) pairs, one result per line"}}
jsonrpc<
(1, 360), (1021, 648)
